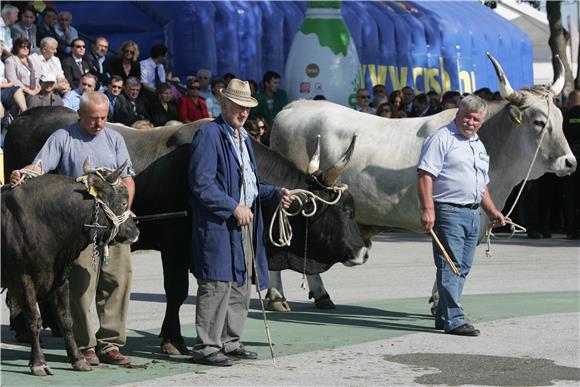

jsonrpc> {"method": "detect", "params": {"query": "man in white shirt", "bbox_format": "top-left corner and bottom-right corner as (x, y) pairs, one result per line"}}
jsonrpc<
(140, 43), (167, 94)
(29, 36), (71, 95)
(0, 4), (19, 57)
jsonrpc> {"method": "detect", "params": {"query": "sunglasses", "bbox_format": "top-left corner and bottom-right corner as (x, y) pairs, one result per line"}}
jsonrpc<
(74, 45), (85, 48)
(188, 86), (200, 90)
(358, 95), (370, 99)
(124, 50), (135, 54)
(109, 85), (122, 89)
(20, 45), (31, 49)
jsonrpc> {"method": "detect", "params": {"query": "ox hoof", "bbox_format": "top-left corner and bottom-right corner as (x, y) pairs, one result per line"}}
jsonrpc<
(267, 297), (291, 312)
(30, 364), (54, 376)
(161, 340), (189, 355)
(311, 292), (336, 310)
(73, 358), (92, 372)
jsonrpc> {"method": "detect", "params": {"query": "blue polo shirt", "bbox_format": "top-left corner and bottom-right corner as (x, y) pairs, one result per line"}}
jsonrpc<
(417, 121), (490, 205)
(33, 122), (134, 179)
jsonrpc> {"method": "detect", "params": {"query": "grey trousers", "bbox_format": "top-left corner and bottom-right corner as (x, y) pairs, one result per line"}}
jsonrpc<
(192, 225), (253, 358)
(69, 244), (132, 354)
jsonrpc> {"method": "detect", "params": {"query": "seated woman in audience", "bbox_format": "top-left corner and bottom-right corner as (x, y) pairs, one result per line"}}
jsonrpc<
(4, 37), (40, 98)
(388, 90), (407, 118)
(177, 79), (208, 123)
(245, 117), (268, 143)
(110, 40), (141, 81)
(150, 82), (179, 127)
(376, 102), (393, 118)
(0, 41), (27, 122)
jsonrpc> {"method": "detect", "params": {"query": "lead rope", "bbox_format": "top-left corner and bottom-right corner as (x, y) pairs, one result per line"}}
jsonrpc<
(484, 96), (551, 256)
(268, 179), (347, 289)
(11, 161), (44, 187)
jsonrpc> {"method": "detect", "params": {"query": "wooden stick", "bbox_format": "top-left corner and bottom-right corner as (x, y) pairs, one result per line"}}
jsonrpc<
(248, 225), (278, 367)
(429, 229), (460, 276)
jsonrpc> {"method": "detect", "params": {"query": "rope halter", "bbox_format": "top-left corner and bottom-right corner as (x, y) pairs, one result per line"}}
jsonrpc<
(76, 167), (132, 264)
(268, 176), (348, 248)
(483, 93), (551, 256)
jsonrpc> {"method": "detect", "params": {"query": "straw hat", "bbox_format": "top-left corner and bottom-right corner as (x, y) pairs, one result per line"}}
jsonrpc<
(220, 79), (258, 108)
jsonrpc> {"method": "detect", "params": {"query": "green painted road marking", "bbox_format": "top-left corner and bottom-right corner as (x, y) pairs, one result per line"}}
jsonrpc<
(2, 291), (578, 386)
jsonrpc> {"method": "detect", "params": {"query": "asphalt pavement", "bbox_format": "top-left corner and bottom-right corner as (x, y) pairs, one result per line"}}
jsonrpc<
(1, 232), (578, 386)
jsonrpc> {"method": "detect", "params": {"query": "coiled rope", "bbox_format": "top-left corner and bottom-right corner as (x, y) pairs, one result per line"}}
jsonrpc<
(268, 178), (348, 248)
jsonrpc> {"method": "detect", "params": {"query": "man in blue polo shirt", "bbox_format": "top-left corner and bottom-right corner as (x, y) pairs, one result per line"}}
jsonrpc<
(417, 95), (505, 336)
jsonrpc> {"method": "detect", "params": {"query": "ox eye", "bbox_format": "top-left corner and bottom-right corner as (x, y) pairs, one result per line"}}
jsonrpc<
(533, 120), (546, 128)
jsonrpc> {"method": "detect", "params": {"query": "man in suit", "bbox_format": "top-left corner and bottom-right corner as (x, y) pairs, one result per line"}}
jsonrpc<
(112, 76), (150, 126)
(10, 6), (38, 54)
(36, 7), (69, 59)
(62, 38), (92, 89)
(86, 36), (112, 89)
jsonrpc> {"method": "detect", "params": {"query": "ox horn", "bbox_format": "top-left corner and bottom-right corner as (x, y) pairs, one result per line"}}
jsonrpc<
(307, 134), (321, 174)
(486, 52), (516, 100)
(83, 157), (94, 174)
(107, 160), (128, 184)
(320, 133), (357, 186)
(549, 55), (565, 96)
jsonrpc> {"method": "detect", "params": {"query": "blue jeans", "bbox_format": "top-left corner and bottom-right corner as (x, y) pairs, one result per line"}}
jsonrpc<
(432, 203), (480, 332)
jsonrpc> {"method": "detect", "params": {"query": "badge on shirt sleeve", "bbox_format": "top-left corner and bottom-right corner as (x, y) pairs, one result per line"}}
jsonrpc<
(127, 165), (136, 177)
(479, 152), (490, 163)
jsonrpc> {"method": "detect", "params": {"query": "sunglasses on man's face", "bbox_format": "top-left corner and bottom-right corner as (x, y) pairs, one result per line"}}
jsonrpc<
(189, 86), (200, 90)
(74, 45), (85, 49)
(358, 95), (370, 99)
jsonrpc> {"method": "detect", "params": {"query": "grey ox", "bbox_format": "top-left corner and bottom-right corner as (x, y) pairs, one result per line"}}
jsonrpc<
(268, 53), (577, 309)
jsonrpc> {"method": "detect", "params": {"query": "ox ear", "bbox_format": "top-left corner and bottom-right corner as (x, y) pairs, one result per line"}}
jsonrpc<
(508, 105), (523, 125)
(106, 160), (128, 184)
(307, 134), (321, 174)
(320, 133), (357, 186)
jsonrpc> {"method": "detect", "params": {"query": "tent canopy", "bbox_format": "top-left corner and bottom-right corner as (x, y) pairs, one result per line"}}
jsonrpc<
(57, 0), (533, 93)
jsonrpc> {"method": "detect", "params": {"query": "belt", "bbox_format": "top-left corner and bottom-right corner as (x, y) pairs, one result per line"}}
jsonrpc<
(437, 202), (480, 210)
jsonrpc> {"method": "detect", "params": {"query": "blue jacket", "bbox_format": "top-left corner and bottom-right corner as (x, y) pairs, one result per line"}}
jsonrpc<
(188, 116), (280, 289)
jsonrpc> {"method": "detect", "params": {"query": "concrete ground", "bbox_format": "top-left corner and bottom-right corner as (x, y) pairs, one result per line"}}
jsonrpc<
(1, 232), (579, 386)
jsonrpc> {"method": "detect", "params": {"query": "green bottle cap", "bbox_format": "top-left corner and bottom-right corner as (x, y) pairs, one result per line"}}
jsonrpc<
(308, 1), (341, 9)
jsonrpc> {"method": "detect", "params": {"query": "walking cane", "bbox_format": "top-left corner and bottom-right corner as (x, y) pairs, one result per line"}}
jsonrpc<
(429, 229), (460, 277)
(237, 132), (277, 367)
(247, 226), (278, 367)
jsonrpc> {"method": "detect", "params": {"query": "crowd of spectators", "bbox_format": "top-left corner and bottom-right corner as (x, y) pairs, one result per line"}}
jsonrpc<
(0, 3), (578, 238)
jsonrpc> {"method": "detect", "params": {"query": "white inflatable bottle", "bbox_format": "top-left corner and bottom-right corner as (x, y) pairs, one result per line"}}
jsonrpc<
(285, 1), (361, 107)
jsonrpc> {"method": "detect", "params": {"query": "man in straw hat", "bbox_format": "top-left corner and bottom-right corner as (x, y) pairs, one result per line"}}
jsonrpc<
(188, 79), (294, 366)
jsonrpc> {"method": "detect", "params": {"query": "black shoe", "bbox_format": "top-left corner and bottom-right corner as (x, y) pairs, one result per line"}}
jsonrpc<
(225, 347), (258, 360)
(309, 291), (336, 309)
(190, 352), (233, 367)
(527, 231), (542, 239)
(435, 321), (444, 330)
(448, 323), (480, 336)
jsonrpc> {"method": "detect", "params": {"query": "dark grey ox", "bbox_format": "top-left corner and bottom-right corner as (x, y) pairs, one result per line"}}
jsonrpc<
(3, 114), (367, 355)
(269, 53), (577, 307)
(1, 162), (139, 376)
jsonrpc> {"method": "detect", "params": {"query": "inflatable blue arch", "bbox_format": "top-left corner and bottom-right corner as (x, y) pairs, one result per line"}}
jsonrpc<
(57, 0), (533, 94)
